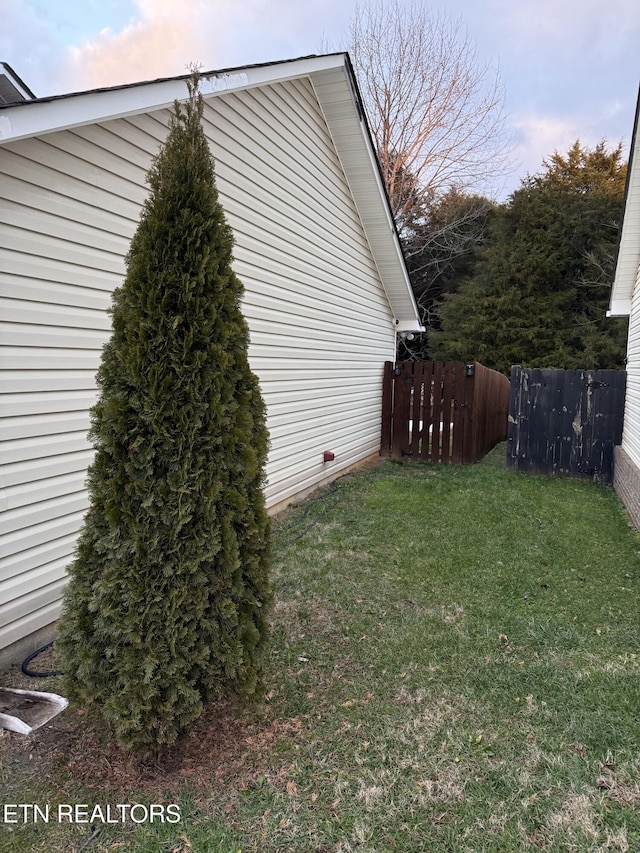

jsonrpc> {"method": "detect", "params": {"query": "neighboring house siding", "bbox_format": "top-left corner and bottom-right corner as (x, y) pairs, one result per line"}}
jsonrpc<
(615, 262), (640, 527)
(620, 261), (640, 469)
(0, 77), (395, 654)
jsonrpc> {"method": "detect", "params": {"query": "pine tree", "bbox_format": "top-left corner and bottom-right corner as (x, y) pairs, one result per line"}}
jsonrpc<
(432, 141), (628, 373)
(57, 75), (272, 753)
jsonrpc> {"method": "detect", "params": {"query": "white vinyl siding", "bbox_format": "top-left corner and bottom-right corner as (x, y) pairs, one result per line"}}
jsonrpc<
(0, 76), (395, 653)
(621, 262), (640, 468)
(610, 95), (640, 315)
(208, 79), (395, 498)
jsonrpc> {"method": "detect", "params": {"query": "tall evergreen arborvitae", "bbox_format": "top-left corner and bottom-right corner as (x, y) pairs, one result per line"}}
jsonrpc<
(57, 75), (271, 753)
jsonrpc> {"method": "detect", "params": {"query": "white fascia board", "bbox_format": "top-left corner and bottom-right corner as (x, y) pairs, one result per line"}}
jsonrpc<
(215, 53), (347, 88)
(610, 86), (640, 313)
(342, 77), (421, 329)
(0, 54), (348, 146)
(610, 204), (640, 310)
(396, 320), (426, 332)
(358, 125), (421, 323)
(0, 79), (188, 143)
(610, 240), (640, 313)
(608, 299), (632, 317)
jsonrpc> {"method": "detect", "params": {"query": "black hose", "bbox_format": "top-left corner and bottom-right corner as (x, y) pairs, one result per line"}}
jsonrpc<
(21, 641), (64, 677)
(276, 478), (346, 544)
(76, 826), (102, 852)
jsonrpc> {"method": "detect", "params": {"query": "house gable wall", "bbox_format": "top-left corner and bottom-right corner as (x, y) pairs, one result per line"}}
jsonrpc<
(0, 77), (395, 655)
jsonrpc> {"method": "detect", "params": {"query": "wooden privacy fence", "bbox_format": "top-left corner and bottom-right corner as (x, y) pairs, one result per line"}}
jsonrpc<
(507, 366), (626, 483)
(381, 361), (511, 463)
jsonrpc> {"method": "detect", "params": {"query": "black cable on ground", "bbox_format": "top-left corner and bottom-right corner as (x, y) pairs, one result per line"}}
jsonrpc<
(76, 825), (102, 852)
(285, 496), (344, 543)
(276, 474), (351, 545)
(21, 640), (64, 677)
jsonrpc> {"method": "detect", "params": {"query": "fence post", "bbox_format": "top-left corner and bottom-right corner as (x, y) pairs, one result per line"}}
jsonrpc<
(380, 360), (394, 456)
(461, 363), (476, 464)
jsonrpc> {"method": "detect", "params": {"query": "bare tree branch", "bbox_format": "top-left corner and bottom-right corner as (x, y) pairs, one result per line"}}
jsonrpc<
(350, 0), (514, 230)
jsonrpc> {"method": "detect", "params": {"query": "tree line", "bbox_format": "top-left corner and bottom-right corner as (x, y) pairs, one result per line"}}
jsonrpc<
(401, 142), (628, 373)
(351, 2), (628, 373)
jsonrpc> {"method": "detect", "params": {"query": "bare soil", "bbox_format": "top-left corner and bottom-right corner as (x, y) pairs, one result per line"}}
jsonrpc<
(0, 644), (303, 806)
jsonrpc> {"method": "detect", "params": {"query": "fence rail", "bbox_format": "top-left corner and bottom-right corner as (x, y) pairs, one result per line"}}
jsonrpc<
(381, 361), (510, 464)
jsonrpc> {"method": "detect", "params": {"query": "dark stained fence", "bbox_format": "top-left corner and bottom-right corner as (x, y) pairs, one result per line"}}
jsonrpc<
(507, 366), (626, 483)
(381, 361), (510, 464)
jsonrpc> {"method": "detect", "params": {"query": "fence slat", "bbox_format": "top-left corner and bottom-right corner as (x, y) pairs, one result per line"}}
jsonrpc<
(430, 361), (443, 462)
(406, 362), (424, 457)
(441, 362), (454, 463)
(421, 360), (434, 461)
(381, 360), (510, 465)
(506, 367), (626, 483)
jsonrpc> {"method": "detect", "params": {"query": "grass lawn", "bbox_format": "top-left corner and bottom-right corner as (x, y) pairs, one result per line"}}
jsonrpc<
(1, 447), (639, 852)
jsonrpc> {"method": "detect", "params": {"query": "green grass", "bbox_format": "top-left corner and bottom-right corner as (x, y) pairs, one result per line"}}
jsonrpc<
(3, 449), (640, 852)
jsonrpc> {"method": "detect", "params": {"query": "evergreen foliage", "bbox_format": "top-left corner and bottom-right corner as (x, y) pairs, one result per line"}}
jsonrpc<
(57, 75), (272, 753)
(431, 141), (628, 373)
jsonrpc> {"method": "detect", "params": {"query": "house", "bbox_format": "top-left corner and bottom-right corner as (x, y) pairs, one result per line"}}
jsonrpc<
(609, 86), (640, 525)
(0, 53), (422, 666)
(0, 62), (36, 105)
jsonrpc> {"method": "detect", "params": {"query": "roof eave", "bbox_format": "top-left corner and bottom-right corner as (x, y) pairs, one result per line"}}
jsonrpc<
(309, 56), (421, 331)
(608, 299), (632, 317)
(0, 54), (348, 145)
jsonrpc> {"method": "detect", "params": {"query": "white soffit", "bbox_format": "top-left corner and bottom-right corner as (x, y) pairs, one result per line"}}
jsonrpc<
(310, 61), (422, 332)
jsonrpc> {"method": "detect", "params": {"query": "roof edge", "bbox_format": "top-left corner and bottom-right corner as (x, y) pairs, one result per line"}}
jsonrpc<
(342, 54), (421, 327)
(0, 54), (348, 144)
(0, 51), (422, 331)
(0, 62), (36, 100)
(610, 83), (640, 311)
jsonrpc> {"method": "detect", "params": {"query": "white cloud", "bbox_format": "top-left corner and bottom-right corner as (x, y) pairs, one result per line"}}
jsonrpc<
(510, 108), (630, 190)
(512, 114), (580, 178)
(493, 0), (640, 48)
(57, 0), (220, 91)
(0, 0), (60, 96)
(51, 0), (354, 94)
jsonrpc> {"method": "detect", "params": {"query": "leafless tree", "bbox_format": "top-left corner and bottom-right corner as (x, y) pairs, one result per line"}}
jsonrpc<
(399, 191), (495, 359)
(349, 0), (513, 230)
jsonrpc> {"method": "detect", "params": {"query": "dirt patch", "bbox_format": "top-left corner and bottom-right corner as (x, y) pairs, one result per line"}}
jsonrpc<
(606, 780), (640, 808)
(547, 792), (599, 840)
(272, 596), (346, 642)
(0, 644), (308, 810)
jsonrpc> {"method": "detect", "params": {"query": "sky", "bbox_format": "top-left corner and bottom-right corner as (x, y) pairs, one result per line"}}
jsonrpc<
(2, 0), (639, 200)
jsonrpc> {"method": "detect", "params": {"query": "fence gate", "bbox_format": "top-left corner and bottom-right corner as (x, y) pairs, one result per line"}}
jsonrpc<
(381, 361), (510, 464)
(507, 366), (626, 483)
